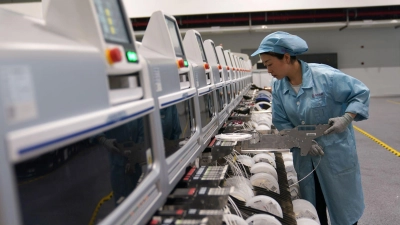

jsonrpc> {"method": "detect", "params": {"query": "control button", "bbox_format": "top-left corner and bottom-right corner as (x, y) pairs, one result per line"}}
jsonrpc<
(176, 59), (185, 68)
(176, 209), (184, 215)
(105, 48), (122, 64)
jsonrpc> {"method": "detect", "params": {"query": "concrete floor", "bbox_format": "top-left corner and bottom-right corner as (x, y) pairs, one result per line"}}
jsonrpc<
(355, 96), (400, 225)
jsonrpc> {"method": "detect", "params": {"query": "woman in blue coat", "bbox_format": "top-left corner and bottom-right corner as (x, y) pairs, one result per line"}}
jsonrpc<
(251, 31), (370, 225)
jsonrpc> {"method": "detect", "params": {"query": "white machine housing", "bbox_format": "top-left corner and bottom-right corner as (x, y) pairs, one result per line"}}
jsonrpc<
(204, 39), (229, 128)
(0, 1), (163, 225)
(216, 46), (234, 114)
(139, 11), (203, 188)
(183, 30), (219, 148)
(225, 50), (239, 107)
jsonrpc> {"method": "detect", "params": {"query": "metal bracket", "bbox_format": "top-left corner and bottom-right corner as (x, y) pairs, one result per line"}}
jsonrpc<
(280, 124), (330, 156)
(241, 124), (330, 156)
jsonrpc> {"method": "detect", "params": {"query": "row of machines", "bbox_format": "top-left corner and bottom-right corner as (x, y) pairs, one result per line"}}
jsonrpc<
(0, 1), (253, 225)
(149, 88), (322, 225)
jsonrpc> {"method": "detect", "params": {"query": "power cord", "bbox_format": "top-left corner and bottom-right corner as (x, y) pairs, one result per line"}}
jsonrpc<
(289, 155), (322, 187)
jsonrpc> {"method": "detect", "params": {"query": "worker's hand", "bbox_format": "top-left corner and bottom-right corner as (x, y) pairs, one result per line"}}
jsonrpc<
(98, 136), (120, 152)
(309, 140), (324, 156)
(324, 113), (353, 135)
(264, 87), (272, 93)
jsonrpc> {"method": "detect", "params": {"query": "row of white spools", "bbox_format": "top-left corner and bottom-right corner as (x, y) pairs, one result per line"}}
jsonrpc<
(222, 90), (320, 224)
(222, 152), (321, 225)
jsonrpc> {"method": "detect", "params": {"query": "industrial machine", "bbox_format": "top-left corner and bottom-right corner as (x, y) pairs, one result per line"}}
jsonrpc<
(224, 50), (239, 106)
(0, 1), (327, 225)
(139, 11), (203, 190)
(216, 46), (234, 114)
(0, 0), (161, 224)
(183, 30), (219, 149)
(203, 39), (229, 128)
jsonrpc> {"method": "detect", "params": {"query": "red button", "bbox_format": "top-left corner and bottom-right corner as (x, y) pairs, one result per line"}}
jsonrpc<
(149, 219), (159, 225)
(176, 209), (184, 215)
(188, 188), (196, 195)
(109, 48), (122, 63)
(177, 59), (185, 68)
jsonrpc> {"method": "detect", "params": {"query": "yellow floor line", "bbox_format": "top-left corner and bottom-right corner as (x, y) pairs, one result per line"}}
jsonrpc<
(353, 125), (400, 157)
(89, 192), (113, 225)
(386, 100), (400, 105)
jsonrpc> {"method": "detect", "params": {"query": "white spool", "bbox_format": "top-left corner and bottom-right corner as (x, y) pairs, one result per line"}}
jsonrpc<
(252, 153), (276, 168)
(215, 133), (253, 141)
(223, 214), (247, 225)
(225, 177), (254, 201)
(229, 190), (248, 202)
(286, 170), (297, 179)
(287, 174), (298, 186)
(284, 161), (295, 174)
(253, 101), (272, 113)
(293, 199), (320, 224)
(236, 155), (255, 167)
(289, 183), (300, 200)
(250, 162), (278, 181)
(251, 110), (272, 132)
(246, 214), (282, 225)
(296, 217), (321, 225)
(282, 153), (293, 162)
(246, 195), (283, 218)
(250, 173), (280, 194)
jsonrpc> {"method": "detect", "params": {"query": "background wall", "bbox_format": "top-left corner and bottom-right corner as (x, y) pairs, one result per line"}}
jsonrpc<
(1, 1), (399, 97)
(124, 0), (400, 18)
(202, 27), (400, 97)
(0, 2), (41, 18)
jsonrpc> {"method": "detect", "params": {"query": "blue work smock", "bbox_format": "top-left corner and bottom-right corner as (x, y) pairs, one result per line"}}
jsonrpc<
(272, 60), (370, 225)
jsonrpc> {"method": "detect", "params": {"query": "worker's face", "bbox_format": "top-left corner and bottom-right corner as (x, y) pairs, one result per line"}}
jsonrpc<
(260, 53), (291, 80)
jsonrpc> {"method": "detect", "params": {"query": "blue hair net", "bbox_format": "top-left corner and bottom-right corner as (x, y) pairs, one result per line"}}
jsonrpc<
(251, 31), (308, 56)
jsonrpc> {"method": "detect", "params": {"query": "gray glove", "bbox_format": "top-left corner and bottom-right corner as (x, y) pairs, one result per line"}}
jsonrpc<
(324, 113), (353, 135)
(309, 140), (324, 156)
(98, 136), (120, 152)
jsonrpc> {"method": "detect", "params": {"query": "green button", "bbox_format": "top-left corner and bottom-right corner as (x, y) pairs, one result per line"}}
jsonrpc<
(126, 51), (138, 62)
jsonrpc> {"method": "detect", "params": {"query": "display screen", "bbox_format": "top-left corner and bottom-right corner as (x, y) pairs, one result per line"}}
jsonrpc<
(94, 0), (130, 44)
(165, 17), (185, 57)
(226, 85), (232, 103)
(15, 115), (152, 225)
(228, 52), (235, 67)
(199, 92), (215, 128)
(211, 42), (220, 64)
(220, 48), (228, 66)
(161, 99), (196, 158)
(216, 88), (225, 113)
(232, 83), (236, 98)
(196, 34), (207, 62)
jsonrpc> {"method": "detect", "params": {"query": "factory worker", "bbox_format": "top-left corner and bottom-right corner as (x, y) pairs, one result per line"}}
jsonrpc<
(251, 31), (370, 225)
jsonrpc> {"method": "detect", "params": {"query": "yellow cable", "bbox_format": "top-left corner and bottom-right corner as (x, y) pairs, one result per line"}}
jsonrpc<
(386, 100), (400, 105)
(182, 117), (189, 136)
(353, 125), (400, 157)
(89, 192), (113, 225)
